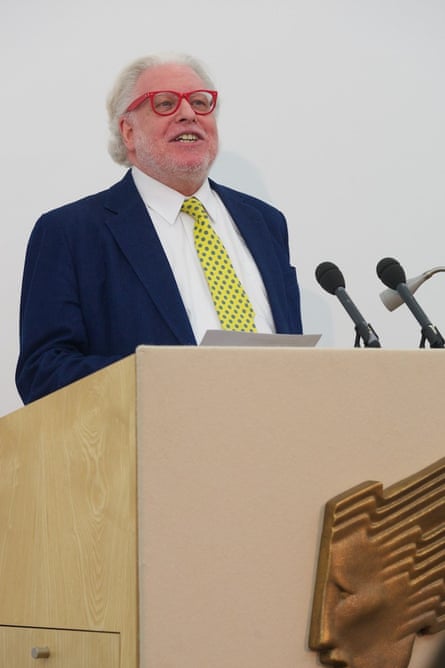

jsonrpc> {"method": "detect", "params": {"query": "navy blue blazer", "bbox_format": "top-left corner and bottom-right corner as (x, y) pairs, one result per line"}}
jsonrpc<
(16, 171), (302, 404)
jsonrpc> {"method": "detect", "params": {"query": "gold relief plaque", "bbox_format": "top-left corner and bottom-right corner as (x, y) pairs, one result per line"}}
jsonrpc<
(309, 458), (445, 668)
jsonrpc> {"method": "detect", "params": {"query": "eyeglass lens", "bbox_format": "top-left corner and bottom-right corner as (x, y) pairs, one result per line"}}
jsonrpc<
(152, 91), (215, 115)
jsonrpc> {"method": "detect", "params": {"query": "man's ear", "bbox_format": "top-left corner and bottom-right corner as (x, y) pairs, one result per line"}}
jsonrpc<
(120, 117), (134, 151)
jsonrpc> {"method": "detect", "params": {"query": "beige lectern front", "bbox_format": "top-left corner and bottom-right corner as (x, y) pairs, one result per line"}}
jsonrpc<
(0, 347), (444, 667)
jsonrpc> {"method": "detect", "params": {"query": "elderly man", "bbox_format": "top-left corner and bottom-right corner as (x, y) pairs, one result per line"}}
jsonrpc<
(16, 53), (302, 404)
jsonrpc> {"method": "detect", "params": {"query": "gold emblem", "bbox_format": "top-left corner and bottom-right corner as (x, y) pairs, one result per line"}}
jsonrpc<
(309, 458), (445, 668)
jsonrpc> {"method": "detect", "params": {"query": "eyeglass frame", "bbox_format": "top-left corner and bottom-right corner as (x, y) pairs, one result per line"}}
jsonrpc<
(125, 89), (218, 115)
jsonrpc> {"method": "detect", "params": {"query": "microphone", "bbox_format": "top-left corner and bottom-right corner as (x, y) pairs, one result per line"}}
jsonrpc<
(380, 266), (445, 311)
(376, 257), (445, 348)
(315, 261), (381, 348)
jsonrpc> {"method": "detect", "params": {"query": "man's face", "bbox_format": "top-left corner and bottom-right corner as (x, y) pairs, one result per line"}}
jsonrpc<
(310, 528), (415, 668)
(120, 63), (219, 194)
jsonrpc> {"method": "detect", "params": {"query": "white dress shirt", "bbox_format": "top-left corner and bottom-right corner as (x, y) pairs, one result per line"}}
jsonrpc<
(131, 167), (275, 343)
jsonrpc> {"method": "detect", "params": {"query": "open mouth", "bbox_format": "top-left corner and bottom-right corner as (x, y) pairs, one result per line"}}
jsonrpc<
(174, 133), (199, 142)
(174, 132), (200, 144)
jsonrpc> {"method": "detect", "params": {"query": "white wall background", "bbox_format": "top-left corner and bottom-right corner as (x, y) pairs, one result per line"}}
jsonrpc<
(2, 0), (445, 415)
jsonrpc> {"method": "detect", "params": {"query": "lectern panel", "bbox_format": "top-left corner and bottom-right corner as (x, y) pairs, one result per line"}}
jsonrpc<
(136, 347), (445, 668)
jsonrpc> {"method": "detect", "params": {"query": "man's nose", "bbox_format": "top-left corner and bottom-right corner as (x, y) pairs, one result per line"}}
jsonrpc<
(176, 97), (197, 120)
(309, 604), (336, 652)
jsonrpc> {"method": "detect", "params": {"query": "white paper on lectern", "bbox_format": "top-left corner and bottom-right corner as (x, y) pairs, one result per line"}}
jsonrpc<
(199, 330), (321, 347)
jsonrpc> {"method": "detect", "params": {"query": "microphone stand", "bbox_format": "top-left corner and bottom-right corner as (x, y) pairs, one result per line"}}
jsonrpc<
(420, 328), (445, 349)
(353, 325), (381, 348)
(336, 288), (381, 348)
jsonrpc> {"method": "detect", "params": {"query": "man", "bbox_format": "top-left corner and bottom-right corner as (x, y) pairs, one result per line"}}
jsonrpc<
(16, 53), (302, 404)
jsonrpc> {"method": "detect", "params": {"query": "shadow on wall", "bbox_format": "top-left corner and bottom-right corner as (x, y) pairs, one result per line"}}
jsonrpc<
(300, 288), (334, 346)
(428, 638), (445, 668)
(210, 150), (272, 202)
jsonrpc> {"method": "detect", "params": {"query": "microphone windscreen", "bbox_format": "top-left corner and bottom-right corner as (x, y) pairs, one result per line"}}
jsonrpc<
(376, 257), (406, 290)
(315, 262), (345, 295)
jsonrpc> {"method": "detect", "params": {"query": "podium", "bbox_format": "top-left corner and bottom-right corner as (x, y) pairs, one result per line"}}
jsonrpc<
(0, 346), (444, 667)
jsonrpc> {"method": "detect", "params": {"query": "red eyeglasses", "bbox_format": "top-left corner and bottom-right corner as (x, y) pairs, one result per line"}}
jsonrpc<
(126, 89), (218, 115)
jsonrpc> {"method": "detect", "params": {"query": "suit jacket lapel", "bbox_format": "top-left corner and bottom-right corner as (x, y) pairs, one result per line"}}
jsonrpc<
(210, 181), (290, 332)
(103, 172), (196, 344)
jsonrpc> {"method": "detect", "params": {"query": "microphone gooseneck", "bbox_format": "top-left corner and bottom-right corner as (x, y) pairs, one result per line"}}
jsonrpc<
(380, 266), (445, 311)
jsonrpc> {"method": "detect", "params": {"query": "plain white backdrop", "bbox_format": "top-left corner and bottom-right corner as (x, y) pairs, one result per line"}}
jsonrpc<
(2, 0), (445, 415)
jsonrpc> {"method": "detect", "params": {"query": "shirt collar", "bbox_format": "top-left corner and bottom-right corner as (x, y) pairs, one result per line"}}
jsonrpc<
(131, 167), (218, 224)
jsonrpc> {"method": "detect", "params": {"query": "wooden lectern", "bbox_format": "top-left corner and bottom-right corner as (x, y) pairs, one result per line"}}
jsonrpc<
(0, 346), (444, 667)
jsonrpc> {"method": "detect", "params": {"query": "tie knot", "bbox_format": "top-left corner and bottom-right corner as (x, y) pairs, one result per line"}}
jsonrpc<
(181, 197), (208, 223)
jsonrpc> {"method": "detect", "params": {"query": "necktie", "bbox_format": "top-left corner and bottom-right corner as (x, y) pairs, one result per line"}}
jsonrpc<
(181, 197), (257, 332)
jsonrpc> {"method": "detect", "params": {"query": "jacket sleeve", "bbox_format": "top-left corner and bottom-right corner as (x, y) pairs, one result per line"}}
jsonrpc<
(16, 215), (122, 404)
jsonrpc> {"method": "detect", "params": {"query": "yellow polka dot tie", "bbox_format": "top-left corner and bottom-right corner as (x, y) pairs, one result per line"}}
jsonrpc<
(181, 197), (257, 332)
